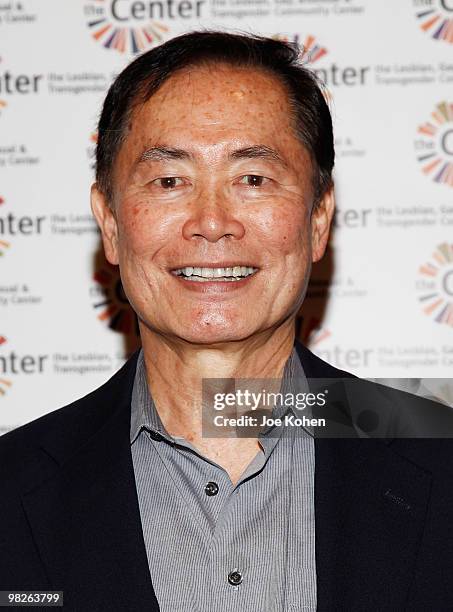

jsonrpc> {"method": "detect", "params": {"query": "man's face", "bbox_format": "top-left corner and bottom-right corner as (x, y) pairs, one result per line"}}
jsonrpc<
(92, 63), (334, 345)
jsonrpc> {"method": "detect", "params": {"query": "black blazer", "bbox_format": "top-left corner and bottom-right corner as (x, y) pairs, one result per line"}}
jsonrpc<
(1, 341), (453, 611)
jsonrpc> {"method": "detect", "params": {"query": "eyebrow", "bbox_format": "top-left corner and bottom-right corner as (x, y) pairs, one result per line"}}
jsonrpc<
(138, 146), (191, 163)
(137, 144), (288, 166)
(229, 145), (288, 167)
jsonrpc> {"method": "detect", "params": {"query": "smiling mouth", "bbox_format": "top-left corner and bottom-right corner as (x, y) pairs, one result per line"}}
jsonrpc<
(171, 265), (258, 282)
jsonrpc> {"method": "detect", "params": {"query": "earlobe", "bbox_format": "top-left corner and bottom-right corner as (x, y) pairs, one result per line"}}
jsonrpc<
(90, 184), (120, 265)
(311, 186), (335, 263)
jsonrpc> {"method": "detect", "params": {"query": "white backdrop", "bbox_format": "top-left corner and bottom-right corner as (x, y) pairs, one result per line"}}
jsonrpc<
(1, 0), (452, 433)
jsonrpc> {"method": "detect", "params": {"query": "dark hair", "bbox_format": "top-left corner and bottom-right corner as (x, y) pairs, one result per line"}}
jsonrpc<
(95, 30), (334, 205)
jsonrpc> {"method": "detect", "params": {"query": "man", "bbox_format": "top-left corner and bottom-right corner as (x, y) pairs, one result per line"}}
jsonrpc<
(1, 31), (453, 611)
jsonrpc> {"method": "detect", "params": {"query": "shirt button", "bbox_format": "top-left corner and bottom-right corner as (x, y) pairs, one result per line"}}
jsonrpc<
(149, 430), (164, 442)
(228, 570), (243, 586)
(204, 481), (219, 496)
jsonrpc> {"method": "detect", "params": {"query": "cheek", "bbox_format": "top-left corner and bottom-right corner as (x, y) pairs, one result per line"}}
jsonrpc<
(116, 197), (174, 258)
(253, 203), (310, 256)
(118, 209), (150, 256)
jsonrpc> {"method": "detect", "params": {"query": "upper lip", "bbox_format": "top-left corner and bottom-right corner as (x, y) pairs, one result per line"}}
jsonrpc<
(170, 262), (259, 270)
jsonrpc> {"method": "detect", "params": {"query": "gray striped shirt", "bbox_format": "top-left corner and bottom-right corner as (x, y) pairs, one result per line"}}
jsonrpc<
(130, 347), (316, 611)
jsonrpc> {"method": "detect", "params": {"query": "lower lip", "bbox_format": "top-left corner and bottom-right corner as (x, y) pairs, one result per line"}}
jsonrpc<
(171, 272), (258, 292)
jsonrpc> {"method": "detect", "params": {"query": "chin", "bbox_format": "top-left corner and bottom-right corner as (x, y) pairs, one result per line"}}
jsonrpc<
(179, 326), (254, 346)
(158, 315), (259, 345)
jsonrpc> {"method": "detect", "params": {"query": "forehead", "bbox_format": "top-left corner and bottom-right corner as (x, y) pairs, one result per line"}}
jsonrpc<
(123, 63), (302, 154)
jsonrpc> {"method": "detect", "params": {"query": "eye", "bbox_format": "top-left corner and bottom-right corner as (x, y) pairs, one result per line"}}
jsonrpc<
(238, 175), (267, 188)
(152, 177), (185, 189)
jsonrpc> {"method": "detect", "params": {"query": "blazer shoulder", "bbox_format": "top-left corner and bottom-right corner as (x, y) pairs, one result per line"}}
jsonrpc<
(0, 351), (140, 480)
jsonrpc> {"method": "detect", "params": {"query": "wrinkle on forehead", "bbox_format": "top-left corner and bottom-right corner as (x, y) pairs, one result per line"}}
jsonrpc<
(145, 63), (289, 119)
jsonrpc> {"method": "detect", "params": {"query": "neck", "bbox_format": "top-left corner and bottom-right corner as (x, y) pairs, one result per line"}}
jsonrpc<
(139, 321), (296, 439)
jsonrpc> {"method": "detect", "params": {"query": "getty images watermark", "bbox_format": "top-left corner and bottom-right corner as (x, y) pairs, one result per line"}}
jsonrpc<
(202, 378), (329, 437)
(212, 388), (327, 429)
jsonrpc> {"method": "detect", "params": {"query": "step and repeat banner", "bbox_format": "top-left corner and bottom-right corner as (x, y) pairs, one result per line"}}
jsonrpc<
(1, 0), (452, 432)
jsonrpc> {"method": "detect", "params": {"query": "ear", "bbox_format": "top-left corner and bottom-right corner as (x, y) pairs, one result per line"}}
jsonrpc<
(90, 184), (119, 265)
(310, 185), (335, 263)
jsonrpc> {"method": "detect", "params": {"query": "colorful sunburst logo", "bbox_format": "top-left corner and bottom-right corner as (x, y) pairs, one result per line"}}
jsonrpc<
(0, 336), (12, 396)
(92, 262), (139, 335)
(299, 35), (328, 64)
(414, 1), (453, 44)
(416, 101), (453, 188)
(417, 242), (453, 327)
(84, 0), (169, 54)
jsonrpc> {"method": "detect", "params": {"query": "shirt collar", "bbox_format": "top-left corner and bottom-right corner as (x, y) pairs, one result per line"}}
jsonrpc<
(130, 350), (166, 444)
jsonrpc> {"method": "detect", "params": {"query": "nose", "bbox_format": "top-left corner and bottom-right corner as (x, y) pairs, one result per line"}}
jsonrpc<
(181, 196), (245, 243)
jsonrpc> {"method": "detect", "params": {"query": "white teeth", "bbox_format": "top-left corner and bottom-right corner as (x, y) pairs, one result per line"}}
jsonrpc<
(172, 265), (258, 280)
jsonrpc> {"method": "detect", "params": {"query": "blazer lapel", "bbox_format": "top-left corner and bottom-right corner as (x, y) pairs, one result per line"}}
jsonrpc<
(21, 353), (159, 612)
